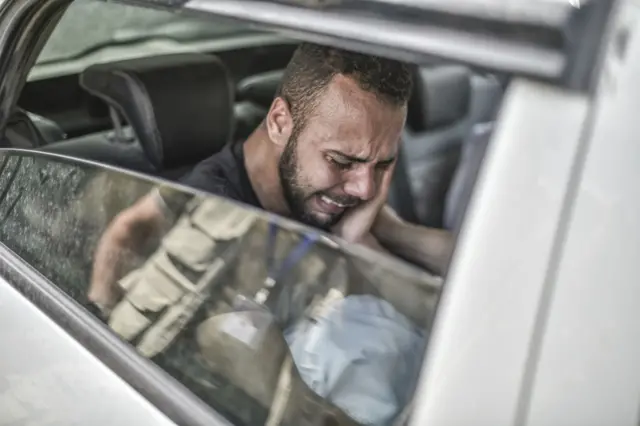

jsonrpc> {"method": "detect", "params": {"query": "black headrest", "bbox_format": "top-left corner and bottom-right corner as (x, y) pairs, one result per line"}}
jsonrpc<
(236, 69), (284, 109)
(407, 65), (471, 132)
(80, 53), (234, 170)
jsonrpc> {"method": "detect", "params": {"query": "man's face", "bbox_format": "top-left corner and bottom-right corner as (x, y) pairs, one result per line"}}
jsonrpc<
(277, 75), (406, 230)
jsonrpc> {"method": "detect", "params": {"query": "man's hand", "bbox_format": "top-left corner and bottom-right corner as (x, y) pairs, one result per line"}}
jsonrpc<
(372, 204), (404, 234)
(331, 166), (394, 244)
(373, 204), (454, 276)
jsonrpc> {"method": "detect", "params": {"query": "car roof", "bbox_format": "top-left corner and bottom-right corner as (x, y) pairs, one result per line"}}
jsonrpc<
(112, 0), (613, 91)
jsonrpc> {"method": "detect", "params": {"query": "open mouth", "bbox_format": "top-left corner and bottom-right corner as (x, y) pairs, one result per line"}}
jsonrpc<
(316, 194), (358, 215)
(320, 195), (352, 209)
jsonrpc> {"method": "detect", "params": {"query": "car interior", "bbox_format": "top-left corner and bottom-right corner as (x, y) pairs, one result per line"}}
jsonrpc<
(8, 9), (507, 238)
(0, 3), (514, 425)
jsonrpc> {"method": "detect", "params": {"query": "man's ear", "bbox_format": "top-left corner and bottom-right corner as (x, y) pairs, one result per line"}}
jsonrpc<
(265, 97), (293, 147)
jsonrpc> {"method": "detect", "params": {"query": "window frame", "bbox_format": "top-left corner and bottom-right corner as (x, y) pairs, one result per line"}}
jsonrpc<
(28, 0), (282, 81)
(0, 148), (440, 425)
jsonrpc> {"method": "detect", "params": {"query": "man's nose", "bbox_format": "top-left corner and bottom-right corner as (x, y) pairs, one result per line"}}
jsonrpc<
(343, 167), (377, 201)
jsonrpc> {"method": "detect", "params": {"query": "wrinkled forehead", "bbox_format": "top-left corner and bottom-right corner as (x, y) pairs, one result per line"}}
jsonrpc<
(300, 75), (406, 158)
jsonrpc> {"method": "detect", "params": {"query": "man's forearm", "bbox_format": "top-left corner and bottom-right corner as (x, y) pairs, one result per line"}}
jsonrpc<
(358, 232), (391, 254)
(88, 227), (131, 313)
(88, 193), (166, 313)
(373, 207), (453, 276)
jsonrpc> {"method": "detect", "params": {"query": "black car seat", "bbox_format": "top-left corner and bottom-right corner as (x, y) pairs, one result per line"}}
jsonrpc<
(443, 122), (494, 234)
(396, 65), (502, 228)
(2, 108), (66, 148)
(42, 53), (235, 179)
(234, 69), (283, 141)
(442, 78), (506, 234)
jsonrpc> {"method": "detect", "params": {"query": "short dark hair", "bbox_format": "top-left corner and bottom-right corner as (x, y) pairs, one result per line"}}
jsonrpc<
(276, 43), (413, 128)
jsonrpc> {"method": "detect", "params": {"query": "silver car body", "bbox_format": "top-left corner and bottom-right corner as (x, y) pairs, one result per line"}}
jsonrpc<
(0, 0), (637, 425)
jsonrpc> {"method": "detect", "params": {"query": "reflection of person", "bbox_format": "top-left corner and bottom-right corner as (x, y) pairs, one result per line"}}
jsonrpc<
(88, 185), (195, 314)
(88, 43), (453, 312)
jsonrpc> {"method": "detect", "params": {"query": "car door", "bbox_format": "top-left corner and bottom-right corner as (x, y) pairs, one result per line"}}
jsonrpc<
(0, 0), (626, 425)
(0, 276), (178, 426)
(413, 2), (640, 426)
(523, 2), (640, 424)
(0, 150), (232, 426)
(0, 149), (445, 426)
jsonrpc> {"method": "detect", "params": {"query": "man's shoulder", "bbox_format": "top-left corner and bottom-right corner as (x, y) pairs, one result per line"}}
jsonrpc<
(181, 147), (235, 194)
(179, 142), (256, 206)
(191, 144), (236, 175)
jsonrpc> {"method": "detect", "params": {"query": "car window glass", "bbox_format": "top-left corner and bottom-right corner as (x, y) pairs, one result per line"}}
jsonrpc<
(0, 151), (442, 426)
(30, 0), (254, 79)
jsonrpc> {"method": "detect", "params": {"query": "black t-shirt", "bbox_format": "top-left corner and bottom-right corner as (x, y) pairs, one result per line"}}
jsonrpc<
(153, 141), (261, 221)
(180, 141), (261, 208)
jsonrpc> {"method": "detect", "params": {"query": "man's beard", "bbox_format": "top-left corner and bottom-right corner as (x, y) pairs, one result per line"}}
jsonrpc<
(278, 135), (354, 230)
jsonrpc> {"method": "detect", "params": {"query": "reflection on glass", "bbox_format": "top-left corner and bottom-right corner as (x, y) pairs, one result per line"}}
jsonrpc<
(0, 152), (442, 426)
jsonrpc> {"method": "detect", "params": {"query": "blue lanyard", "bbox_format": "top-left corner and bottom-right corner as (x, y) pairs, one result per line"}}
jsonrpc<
(265, 221), (318, 286)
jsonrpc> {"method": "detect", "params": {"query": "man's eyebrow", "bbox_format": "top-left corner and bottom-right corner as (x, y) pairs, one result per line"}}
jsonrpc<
(329, 150), (396, 165)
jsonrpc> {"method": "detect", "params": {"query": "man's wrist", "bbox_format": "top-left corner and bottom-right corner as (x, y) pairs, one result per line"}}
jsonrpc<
(372, 206), (404, 245)
(356, 232), (389, 254)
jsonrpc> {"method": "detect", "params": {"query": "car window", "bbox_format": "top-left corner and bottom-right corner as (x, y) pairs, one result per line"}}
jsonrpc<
(0, 150), (442, 426)
(30, 0), (255, 79)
